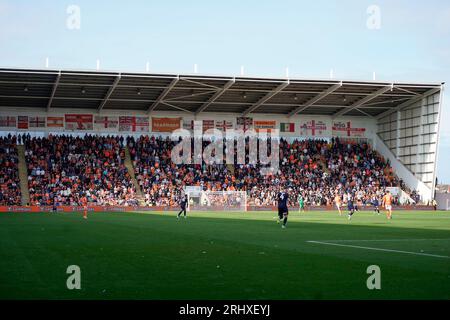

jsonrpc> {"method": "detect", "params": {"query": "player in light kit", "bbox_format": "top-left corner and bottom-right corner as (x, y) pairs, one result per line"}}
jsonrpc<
(382, 190), (393, 219)
(277, 188), (289, 229)
(334, 193), (342, 216)
(81, 195), (88, 219)
(177, 194), (188, 219)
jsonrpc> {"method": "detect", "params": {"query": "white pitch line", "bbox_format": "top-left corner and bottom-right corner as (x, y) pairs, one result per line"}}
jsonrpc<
(315, 239), (450, 243)
(307, 241), (450, 259)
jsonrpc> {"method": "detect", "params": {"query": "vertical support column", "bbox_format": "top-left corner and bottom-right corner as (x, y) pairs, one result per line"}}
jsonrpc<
(396, 110), (401, 160)
(416, 97), (425, 178)
(431, 86), (445, 200)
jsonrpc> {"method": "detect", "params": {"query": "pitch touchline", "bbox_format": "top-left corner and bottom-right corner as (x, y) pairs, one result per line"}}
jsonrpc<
(314, 239), (450, 242)
(307, 241), (450, 259)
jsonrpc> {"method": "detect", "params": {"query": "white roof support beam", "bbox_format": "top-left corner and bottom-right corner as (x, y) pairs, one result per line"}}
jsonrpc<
(241, 81), (289, 116)
(195, 79), (235, 115)
(288, 81), (342, 117)
(98, 74), (121, 111)
(46, 71), (61, 112)
(160, 101), (194, 114)
(148, 76), (179, 113)
(333, 84), (393, 118)
(375, 87), (441, 120)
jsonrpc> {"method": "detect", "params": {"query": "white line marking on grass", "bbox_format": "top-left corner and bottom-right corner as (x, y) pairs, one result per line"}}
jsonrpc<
(317, 239), (450, 243)
(307, 241), (450, 259)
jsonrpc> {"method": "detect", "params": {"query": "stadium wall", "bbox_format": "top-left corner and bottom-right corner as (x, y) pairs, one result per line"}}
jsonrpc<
(0, 108), (378, 139)
(375, 91), (443, 201)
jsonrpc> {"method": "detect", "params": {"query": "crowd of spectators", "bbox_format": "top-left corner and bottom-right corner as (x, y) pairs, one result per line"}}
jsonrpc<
(128, 135), (409, 207)
(0, 135), (21, 205)
(0, 133), (421, 208)
(24, 134), (138, 206)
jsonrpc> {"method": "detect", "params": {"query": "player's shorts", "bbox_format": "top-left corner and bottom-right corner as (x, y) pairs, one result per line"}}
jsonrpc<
(278, 207), (288, 218)
(335, 203), (341, 209)
(347, 204), (354, 210)
(385, 205), (392, 210)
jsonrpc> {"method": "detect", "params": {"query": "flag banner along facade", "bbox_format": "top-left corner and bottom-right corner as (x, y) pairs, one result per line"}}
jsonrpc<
(254, 120), (276, 132)
(17, 116), (28, 129)
(202, 120), (215, 132)
(299, 119), (328, 136)
(332, 121), (366, 137)
(46, 116), (64, 128)
(151, 117), (181, 132)
(280, 122), (295, 133)
(65, 114), (93, 131)
(236, 117), (253, 131)
(215, 120), (233, 131)
(94, 116), (119, 131)
(29, 116), (46, 128)
(119, 116), (149, 132)
(0, 116), (17, 128)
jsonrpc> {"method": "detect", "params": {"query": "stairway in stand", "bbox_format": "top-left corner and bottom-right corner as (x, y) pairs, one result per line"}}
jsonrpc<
(17, 145), (30, 205)
(124, 146), (145, 206)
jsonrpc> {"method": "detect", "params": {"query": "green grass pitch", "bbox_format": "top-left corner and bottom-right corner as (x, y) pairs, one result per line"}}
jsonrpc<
(0, 210), (449, 299)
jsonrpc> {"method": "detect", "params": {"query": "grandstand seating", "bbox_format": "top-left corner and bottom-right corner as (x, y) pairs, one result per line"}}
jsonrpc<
(24, 134), (138, 206)
(0, 134), (407, 207)
(128, 135), (402, 207)
(0, 135), (21, 205)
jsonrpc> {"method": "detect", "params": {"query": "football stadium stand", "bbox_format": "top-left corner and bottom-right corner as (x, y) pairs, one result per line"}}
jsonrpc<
(0, 68), (444, 209)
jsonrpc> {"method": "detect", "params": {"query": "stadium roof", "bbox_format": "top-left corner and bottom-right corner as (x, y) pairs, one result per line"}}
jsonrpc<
(0, 68), (443, 119)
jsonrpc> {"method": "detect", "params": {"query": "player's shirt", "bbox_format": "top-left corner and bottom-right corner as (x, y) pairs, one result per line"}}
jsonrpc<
(298, 197), (304, 207)
(334, 195), (341, 205)
(278, 192), (289, 209)
(347, 196), (354, 209)
(382, 194), (393, 206)
(180, 198), (187, 209)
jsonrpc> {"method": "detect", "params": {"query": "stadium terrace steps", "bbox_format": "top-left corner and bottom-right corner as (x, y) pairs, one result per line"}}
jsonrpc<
(124, 146), (145, 205)
(17, 145), (30, 206)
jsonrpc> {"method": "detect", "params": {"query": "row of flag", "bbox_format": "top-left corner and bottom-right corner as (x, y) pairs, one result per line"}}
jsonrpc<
(0, 115), (149, 132)
(0, 115), (366, 137)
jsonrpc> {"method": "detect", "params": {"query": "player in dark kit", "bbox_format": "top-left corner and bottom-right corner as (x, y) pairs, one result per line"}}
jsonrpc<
(347, 193), (355, 220)
(177, 194), (188, 219)
(277, 189), (289, 228)
(371, 195), (380, 215)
